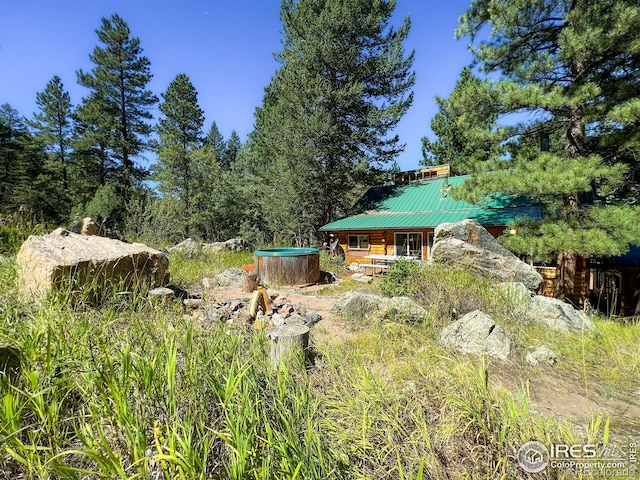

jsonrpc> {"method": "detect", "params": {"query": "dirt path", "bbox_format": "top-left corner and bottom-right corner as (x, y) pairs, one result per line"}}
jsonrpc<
(204, 281), (640, 438)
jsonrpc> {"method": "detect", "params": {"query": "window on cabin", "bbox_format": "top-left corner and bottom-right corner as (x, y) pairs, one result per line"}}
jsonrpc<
(394, 232), (423, 259)
(348, 234), (369, 250)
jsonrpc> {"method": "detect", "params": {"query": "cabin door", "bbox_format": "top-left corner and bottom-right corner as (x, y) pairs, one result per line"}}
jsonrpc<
(394, 232), (423, 259)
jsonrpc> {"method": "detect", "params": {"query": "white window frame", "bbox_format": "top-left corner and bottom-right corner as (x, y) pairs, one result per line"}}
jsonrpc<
(348, 234), (369, 250)
(394, 232), (423, 259)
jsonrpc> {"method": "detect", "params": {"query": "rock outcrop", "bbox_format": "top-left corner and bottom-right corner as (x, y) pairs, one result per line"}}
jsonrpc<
(332, 291), (429, 324)
(526, 345), (557, 366)
(530, 295), (594, 332)
(430, 219), (542, 290)
(202, 238), (252, 253)
(495, 281), (594, 332)
(167, 238), (202, 258)
(202, 268), (245, 288)
(16, 229), (169, 302)
(439, 310), (511, 360)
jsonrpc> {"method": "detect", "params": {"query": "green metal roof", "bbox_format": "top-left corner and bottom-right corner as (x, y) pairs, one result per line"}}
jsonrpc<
(320, 175), (542, 231)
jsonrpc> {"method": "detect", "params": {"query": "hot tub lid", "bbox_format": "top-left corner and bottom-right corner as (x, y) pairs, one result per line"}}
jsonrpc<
(254, 247), (319, 257)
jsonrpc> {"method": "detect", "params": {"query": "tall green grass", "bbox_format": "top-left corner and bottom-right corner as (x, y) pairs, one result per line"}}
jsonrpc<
(169, 251), (253, 286)
(1, 245), (636, 479)
(0, 300), (347, 479)
(0, 214), (48, 256)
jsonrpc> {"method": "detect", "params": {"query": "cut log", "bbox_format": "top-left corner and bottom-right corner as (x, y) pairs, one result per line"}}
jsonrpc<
(267, 324), (309, 368)
(242, 271), (258, 293)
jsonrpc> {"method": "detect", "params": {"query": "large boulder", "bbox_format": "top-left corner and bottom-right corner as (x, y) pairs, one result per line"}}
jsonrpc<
(526, 345), (557, 366)
(202, 238), (252, 253)
(430, 219), (542, 290)
(16, 229), (169, 302)
(331, 291), (384, 321)
(495, 281), (594, 332)
(331, 291), (429, 324)
(380, 296), (430, 323)
(212, 267), (244, 287)
(168, 238), (202, 258)
(440, 310), (511, 360)
(530, 295), (594, 332)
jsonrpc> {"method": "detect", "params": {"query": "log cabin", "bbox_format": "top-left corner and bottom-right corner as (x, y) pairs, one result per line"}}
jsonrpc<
(320, 165), (542, 263)
(320, 165), (640, 316)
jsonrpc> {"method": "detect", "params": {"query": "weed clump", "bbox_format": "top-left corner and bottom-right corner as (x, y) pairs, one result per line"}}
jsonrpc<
(381, 261), (504, 326)
(319, 250), (346, 275)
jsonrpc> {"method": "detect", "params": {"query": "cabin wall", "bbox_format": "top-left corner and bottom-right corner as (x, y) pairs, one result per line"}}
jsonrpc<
(335, 229), (434, 264)
(337, 227), (512, 265)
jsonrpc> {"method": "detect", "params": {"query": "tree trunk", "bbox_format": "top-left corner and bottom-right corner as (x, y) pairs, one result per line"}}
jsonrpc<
(555, 100), (586, 302)
(242, 271), (257, 293)
(554, 251), (576, 303)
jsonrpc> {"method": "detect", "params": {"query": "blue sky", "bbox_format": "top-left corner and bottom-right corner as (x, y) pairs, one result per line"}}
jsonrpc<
(0, 0), (473, 171)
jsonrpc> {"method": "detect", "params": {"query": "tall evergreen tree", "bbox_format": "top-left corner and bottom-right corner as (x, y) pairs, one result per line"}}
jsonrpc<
(423, 0), (640, 301)
(422, 68), (503, 175)
(222, 130), (241, 171)
(153, 73), (205, 237)
(0, 105), (46, 217)
(27, 76), (74, 219)
(76, 14), (157, 211)
(204, 121), (226, 166)
(251, 0), (415, 243)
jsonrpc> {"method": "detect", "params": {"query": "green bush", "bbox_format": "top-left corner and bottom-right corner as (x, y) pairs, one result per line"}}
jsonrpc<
(319, 250), (345, 274)
(84, 184), (124, 226)
(379, 259), (422, 297)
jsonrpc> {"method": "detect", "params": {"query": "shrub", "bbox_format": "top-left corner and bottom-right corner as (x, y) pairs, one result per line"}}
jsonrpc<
(379, 259), (422, 297)
(380, 261), (508, 326)
(319, 251), (345, 275)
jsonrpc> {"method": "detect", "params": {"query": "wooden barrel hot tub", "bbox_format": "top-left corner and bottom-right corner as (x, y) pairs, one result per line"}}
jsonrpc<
(254, 248), (320, 286)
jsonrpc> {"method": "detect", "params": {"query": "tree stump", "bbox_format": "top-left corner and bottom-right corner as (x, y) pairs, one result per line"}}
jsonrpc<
(267, 324), (309, 368)
(242, 271), (258, 293)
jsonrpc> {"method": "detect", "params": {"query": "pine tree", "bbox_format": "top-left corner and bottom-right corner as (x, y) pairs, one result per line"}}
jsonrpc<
(76, 14), (157, 212)
(222, 130), (241, 171)
(153, 73), (205, 237)
(0, 105), (46, 217)
(423, 0), (640, 300)
(422, 68), (503, 175)
(204, 121), (226, 167)
(251, 0), (415, 243)
(27, 76), (75, 219)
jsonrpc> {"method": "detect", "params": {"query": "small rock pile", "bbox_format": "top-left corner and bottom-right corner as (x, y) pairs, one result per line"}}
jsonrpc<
(202, 293), (322, 332)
